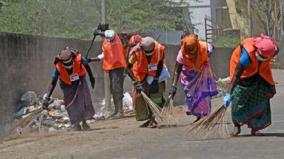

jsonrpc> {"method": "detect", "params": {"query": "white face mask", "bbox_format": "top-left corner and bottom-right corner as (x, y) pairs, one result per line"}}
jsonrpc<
(255, 51), (267, 62)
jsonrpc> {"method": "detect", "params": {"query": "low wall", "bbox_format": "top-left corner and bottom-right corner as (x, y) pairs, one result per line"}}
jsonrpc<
(0, 32), (233, 135)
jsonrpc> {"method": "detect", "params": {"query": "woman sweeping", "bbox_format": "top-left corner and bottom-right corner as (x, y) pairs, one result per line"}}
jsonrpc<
(224, 34), (278, 136)
(169, 33), (218, 122)
(43, 47), (95, 131)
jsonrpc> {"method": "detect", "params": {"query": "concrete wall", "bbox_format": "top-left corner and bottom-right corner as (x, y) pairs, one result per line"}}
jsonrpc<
(0, 32), (233, 135)
(0, 32), (103, 135)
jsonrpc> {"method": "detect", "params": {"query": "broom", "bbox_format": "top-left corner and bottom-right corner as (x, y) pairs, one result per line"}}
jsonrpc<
(186, 105), (231, 140)
(160, 95), (178, 127)
(141, 91), (163, 123)
(5, 107), (45, 140)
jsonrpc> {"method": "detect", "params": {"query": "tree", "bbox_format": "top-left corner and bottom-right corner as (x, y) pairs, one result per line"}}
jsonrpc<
(235, 0), (281, 40)
(0, 0), (193, 39)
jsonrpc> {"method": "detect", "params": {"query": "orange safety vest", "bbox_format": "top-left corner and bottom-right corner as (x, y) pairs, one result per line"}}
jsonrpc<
(55, 53), (86, 85)
(230, 38), (274, 85)
(102, 33), (126, 71)
(132, 42), (165, 81)
(182, 41), (209, 71)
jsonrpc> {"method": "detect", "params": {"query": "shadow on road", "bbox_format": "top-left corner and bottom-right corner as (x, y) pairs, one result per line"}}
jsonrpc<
(239, 133), (284, 137)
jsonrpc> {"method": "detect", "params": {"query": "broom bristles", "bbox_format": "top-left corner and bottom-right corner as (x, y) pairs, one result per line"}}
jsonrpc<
(160, 96), (178, 126)
(141, 92), (163, 122)
(187, 105), (230, 140)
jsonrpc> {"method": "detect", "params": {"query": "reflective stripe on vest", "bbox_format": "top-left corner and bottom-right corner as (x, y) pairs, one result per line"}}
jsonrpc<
(55, 54), (86, 85)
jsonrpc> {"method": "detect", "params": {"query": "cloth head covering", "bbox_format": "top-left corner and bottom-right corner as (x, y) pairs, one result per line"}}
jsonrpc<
(253, 34), (277, 59)
(129, 34), (142, 47)
(104, 30), (115, 41)
(59, 49), (72, 62)
(181, 34), (208, 71)
(56, 47), (78, 65)
(141, 36), (155, 56)
(181, 34), (198, 56)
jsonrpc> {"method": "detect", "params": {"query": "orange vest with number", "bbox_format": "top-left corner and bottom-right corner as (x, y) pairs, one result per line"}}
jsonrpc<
(55, 54), (86, 85)
(230, 38), (274, 85)
(132, 42), (165, 81)
(102, 34), (126, 71)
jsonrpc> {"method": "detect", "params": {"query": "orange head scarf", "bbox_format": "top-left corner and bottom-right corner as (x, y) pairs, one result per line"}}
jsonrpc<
(181, 34), (208, 71)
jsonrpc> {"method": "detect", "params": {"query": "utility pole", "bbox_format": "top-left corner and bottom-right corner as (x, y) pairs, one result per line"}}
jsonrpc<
(247, 0), (252, 36)
(101, 0), (111, 115)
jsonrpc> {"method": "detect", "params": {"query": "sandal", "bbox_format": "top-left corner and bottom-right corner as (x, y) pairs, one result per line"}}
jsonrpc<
(149, 119), (158, 128)
(82, 121), (91, 130)
(139, 119), (151, 128)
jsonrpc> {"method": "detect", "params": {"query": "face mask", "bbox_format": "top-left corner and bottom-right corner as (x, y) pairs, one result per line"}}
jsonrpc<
(255, 51), (267, 62)
(144, 49), (153, 56)
(62, 57), (72, 64)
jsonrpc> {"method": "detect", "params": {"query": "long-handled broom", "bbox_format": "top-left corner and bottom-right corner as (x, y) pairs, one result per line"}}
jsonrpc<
(4, 107), (45, 140)
(186, 105), (231, 140)
(141, 91), (163, 123)
(160, 95), (178, 127)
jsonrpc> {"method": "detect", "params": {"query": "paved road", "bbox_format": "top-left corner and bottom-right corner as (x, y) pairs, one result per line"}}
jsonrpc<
(0, 69), (283, 159)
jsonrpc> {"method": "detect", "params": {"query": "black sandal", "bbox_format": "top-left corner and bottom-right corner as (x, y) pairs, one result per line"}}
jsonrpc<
(231, 125), (241, 136)
(139, 119), (151, 128)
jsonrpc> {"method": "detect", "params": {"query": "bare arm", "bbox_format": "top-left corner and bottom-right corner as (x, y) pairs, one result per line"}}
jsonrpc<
(126, 63), (137, 81)
(88, 57), (101, 63)
(227, 62), (245, 94)
(155, 54), (165, 79)
(83, 63), (95, 79)
(171, 62), (183, 87)
(46, 77), (58, 99)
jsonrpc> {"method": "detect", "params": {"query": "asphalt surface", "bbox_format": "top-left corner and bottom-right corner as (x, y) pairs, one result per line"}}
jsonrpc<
(0, 69), (283, 159)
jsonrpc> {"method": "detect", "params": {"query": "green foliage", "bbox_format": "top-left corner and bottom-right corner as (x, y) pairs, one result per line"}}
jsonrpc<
(213, 35), (240, 48)
(0, 0), (189, 39)
(235, 0), (281, 39)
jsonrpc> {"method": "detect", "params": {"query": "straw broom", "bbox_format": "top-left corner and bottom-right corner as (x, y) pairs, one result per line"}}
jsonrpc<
(4, 107), (45, 140)
(141, 91), (163, 123)
(160, 95), (178, 127)
(186, 105), (231, 140)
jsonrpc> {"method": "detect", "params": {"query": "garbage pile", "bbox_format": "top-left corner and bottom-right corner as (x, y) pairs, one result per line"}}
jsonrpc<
(14, 91), (71, 133)
(14, 91), (135, 133)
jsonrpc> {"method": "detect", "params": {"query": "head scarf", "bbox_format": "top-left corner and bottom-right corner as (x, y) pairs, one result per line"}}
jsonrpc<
(129, 34), (142, 47)
(54, 47), (77, 65)
(253, 34), (277, 60)
(181, 34), (208, 71)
